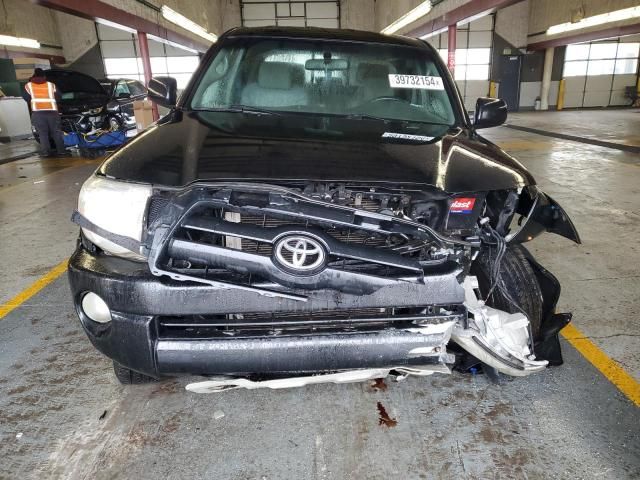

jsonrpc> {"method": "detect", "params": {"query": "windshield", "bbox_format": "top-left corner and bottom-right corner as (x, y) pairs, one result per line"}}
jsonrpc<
(189, 37), (456, 128)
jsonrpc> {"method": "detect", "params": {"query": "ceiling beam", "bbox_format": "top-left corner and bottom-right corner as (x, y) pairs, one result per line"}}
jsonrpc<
(528, 22), (640, 50)
(405, 0), (524, 38)
(0, 49), (66, 64)
(33, 0), (209, 53)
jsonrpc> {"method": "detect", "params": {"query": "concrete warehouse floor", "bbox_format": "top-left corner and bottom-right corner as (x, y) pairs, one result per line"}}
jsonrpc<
(0, 110), (639, 479)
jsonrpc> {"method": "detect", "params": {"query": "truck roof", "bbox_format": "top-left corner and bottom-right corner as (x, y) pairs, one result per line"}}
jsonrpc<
(225, 26), (427, 49)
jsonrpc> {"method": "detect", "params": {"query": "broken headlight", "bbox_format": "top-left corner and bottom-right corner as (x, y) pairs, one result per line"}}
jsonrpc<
(77, 175), (151, 261)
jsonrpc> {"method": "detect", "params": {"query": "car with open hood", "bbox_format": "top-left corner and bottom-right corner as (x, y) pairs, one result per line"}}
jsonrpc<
(68, 27), (580, 388)
(42, 69), (110, 134)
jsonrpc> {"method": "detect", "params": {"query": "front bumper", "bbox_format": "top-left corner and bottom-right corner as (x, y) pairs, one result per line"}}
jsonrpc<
(68, 246), (464, 378)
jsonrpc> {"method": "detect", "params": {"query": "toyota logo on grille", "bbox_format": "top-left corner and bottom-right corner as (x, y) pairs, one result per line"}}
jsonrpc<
(274, 235), (326, 272)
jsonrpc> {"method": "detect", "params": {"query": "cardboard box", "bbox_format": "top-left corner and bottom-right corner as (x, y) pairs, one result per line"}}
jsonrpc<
(133, 100), (154, 131)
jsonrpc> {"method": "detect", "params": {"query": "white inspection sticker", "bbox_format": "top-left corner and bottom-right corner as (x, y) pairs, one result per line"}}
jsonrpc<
(382, 132), (434, 142)
(388, 74), (444, 90)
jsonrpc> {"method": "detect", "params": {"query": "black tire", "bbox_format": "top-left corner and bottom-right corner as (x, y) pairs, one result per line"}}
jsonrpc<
(105, 115), (123, 131)
(470, 244), (543, 338)
(112, 361), (158, 384)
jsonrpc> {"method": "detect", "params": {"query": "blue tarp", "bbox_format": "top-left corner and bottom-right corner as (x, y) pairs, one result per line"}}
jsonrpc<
(63, 130), (127, 149)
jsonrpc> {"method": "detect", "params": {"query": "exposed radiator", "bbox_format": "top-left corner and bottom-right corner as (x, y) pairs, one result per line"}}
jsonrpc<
(236, 213), (388, 255)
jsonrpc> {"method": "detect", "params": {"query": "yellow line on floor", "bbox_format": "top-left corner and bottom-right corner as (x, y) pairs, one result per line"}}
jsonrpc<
(0, 259), (68, 320)
(562, 323), (640, 407)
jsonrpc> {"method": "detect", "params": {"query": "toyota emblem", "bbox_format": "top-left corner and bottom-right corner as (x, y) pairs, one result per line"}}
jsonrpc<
(274, 235), (326, 272)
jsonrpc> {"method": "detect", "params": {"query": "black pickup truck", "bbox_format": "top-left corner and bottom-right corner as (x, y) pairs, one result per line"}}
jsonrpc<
(68, 27), (579, 387)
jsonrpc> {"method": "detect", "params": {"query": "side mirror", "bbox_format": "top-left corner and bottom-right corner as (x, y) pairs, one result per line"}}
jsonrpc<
(148, 76), (177, 107)
(474, 97), (507, 129)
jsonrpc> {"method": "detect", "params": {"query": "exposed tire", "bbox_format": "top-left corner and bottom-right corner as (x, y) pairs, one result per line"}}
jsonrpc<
(112, 361), (157, 384)
(470, 244), (543, 338)
(106, 115), (123, 131)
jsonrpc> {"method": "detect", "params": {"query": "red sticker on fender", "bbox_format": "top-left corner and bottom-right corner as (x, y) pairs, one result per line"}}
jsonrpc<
(450, 198), (476, 214)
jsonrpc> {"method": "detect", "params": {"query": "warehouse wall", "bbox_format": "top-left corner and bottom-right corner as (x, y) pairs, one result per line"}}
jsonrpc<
(529, 0), (640, 35)
(100, 0), (230, 45)
(374, 0), (424, 32)
(54, 13), (99, 64)
(341, 0), (376, 31)
(219, 0), (243, 33)
(66, 45), (107, 80)
(375, 0), (472, 34)
(0, 0), (62, 59)
(494, 0), (528, 48)
(0, 0), (235, 61)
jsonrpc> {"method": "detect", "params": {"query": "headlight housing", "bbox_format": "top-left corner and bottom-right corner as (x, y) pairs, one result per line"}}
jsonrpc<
(78, 175), (152, 261)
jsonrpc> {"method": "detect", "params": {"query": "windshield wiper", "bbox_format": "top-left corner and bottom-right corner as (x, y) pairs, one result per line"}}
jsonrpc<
(343, 113), (394, 123)
(196, 105), (282, 116)
(342, 114), (450, 127)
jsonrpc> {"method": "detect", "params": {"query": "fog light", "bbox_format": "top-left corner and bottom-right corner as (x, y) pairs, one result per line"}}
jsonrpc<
(81, 292), (112, 323)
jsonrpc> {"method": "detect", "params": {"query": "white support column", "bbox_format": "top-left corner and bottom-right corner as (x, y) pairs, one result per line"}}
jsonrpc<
(540, 47), (554, 110)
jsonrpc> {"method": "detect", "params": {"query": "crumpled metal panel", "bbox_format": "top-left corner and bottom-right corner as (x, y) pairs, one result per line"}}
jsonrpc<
(452, 276), (548, 376)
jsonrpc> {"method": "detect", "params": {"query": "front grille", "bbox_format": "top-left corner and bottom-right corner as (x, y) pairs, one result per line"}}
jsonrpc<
(149, 188), (443, 297)
(239, 308), (386, 321)
(157, 305), (466, 339)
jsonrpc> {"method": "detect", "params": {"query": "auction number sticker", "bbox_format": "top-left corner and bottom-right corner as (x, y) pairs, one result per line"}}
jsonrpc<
(389, 74), (444, 90)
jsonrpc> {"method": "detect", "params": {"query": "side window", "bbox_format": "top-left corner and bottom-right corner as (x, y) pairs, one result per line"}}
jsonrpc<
(114, 80), (131, 98)
(193, 48), (241, 108)
(128, 80), (146, 96)
(137, 81), (147, 96)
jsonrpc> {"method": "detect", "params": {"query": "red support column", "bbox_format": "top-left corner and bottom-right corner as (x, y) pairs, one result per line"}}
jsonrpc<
(447, 24), (456, 75)
(137, 31), (159, 121)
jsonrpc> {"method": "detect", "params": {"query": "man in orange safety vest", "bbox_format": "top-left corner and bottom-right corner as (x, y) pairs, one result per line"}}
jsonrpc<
(24, 68), (70, 158)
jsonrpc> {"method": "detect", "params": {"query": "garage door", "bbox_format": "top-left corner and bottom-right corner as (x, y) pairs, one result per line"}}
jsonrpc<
(98, 23), (200, 91)
(562, 36), (640, 108)
(428, 15), (494, 111)
(241, 0), (340, 28)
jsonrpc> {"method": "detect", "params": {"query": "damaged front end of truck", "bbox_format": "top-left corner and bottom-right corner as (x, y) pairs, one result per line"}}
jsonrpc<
(69, 173), (579, 386)
(67, 27), (581, 388)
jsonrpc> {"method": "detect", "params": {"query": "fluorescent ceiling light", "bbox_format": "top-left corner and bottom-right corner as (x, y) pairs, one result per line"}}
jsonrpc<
(420, 27), (448, 40)
(161, 5), (217, 43)
(382, 1), (432, 35)
(0, 34), (40, 49)
(148, 34), (198, 54)
(546, 6), (640, 35)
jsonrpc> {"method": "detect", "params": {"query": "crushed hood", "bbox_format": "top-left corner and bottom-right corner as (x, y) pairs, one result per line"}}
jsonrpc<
(99, 110), (535, 193)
